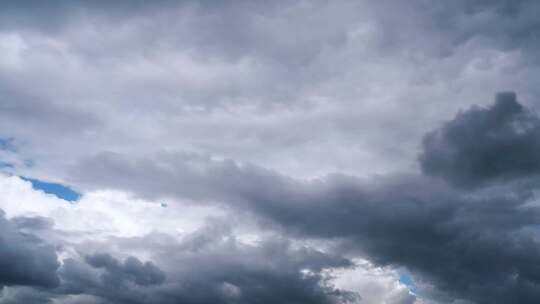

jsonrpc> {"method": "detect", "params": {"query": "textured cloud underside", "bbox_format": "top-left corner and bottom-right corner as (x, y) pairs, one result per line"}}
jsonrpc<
(2, 1), (540, 304)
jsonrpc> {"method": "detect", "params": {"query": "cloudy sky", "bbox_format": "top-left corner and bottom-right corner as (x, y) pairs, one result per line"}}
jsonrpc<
(1, 1), (540, 303)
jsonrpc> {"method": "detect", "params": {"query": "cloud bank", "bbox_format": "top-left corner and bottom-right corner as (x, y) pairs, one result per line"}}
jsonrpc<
(2, 1), (540, 303)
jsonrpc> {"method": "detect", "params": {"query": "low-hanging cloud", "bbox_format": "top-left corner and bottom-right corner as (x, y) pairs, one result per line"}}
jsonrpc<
(85, 253), (166, 287)
(67, 93), (540, 303)
(42, 227), (357, 304)
(0, 210), (60, 289)
(420, 92), (540, 187)
(2, 0), (540, 303)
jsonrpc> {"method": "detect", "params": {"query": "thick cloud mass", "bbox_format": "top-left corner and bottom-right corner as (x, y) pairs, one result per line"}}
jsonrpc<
(66, 95), (540, 303)
(0, 210), (60, 288)
(420, 92), (540, 187)
(49, 229), (356, 304)
(2, 0), (540, 303)
(85, 253), (165, 287)
(69, 146), (540, 303)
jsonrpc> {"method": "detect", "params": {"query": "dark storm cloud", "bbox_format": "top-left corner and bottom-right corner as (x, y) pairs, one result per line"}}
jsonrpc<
(150, 232), (356, 304)
(0, 210), (60, 288)
(71, 153), (540, 303)
(0, 229), (357, 303)
(420, 92), (540, 187)
(0, 286), (54, 304)
(85, 253), (165, 287)
(69, 93), (540, 303)
(50, 228), (356, 304)
(287, 177), (540, 304)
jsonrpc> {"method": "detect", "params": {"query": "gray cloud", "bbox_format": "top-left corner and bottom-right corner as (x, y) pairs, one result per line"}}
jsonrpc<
(367, 0), (540, 62)
(420, 92), (540, 187)
(69, 149), (540, 303)
(3, 0), (540, 61)
(0, 210), (60, 288)
(3, 0), (540, 183)
(12, 215), (54, 231)
(85, 253), (165, 287)
(2, 1), (540, 303)
(68, 94), (540, 303)
(0, 286), (54, 304)
(50, 228), (357, 304)
(0, 0), (181, 33)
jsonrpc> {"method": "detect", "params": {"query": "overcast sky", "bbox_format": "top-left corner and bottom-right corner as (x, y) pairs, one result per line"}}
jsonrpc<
(1, 1), (540, 303)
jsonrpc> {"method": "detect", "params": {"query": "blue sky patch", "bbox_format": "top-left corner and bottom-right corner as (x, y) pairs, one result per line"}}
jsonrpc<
(399, 274), (417, 294)
(21, 177), (81, 202)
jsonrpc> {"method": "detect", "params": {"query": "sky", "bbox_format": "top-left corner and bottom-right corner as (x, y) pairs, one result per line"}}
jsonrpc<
(1, 1), (540, 303)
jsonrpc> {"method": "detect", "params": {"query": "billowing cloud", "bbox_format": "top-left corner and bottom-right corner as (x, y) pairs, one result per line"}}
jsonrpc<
(34, 225), (358, 304)
(2, 1), (540, 303)
(72, 152), (540, 303)
(63, 94), (540, 303)
(2, 176), (410, 304)
(420, 92), (540, 187)
(84, 253), (165, 287)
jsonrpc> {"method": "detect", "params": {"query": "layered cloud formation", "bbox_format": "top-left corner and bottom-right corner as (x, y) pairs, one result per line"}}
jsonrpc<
(59, 94), (540, 303)
(1, 1), (540, 304)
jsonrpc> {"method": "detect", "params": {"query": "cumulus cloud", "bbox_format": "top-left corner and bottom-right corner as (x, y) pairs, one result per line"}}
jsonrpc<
(420, 92), (540, 187)
(51, 227), (358, 304)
